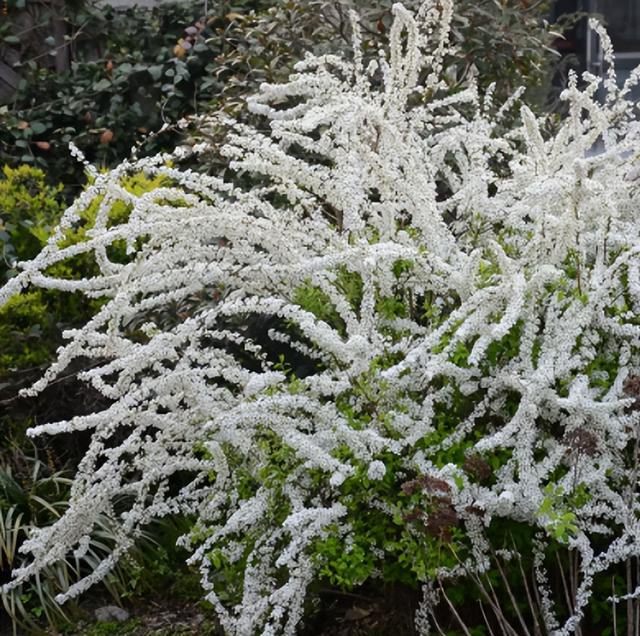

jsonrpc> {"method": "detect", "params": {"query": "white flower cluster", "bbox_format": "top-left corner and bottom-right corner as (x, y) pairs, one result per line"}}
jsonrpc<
(3, 2), (640, 633)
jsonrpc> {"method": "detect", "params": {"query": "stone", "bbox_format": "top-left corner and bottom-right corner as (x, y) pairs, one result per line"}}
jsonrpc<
(94, 605), (130, 623)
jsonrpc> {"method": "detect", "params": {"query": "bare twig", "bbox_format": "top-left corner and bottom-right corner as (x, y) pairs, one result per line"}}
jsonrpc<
(490, 547), (532, 636)
(513, 542), (545, 636)
(478, 600), (497, 636)
(628, 557), (634, 636)
(555, 550), (574, 619)
(438, 580), (473, 636)
(614, 576), (619, 636)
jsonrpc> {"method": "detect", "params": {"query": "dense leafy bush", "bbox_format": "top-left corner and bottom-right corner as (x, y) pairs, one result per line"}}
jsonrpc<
(3, 1), (633, 635)
(0, 1), (272, 188)
(0, 165), (66, 376)
(0, 165), (169, 384)
(1, 0), (562, 194)
(0, 165), (62, 283)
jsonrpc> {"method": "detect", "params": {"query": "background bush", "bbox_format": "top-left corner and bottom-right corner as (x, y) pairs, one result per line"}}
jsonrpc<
(0, 0), (564, 195)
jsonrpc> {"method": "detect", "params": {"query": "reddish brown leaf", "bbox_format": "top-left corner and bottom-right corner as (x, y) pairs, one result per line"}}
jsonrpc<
(100, 129), (114, 144)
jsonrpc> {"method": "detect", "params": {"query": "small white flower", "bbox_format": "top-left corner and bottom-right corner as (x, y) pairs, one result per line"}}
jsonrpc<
(367, 460), (387, 481)
(329, 471), (347, 487)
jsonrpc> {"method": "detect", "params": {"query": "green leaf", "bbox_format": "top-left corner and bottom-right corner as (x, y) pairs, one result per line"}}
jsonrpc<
(30, 122), (47, 135)
(148, 65), (163, 80)
(93, 79), (112, 91)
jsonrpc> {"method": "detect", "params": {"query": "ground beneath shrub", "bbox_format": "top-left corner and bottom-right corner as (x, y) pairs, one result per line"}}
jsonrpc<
(302, 585), (420, 636)
(67, 599), (221, 636)
(63, 583), (419, 636)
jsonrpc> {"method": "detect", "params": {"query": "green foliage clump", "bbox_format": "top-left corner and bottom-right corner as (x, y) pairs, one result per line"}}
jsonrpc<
(0, 165), (62, 282)
(0, 166), (168, 380)
(0, 166), (65, 375)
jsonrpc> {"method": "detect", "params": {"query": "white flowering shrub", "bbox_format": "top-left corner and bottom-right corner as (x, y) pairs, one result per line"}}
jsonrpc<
(3, 1), (640, 633)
